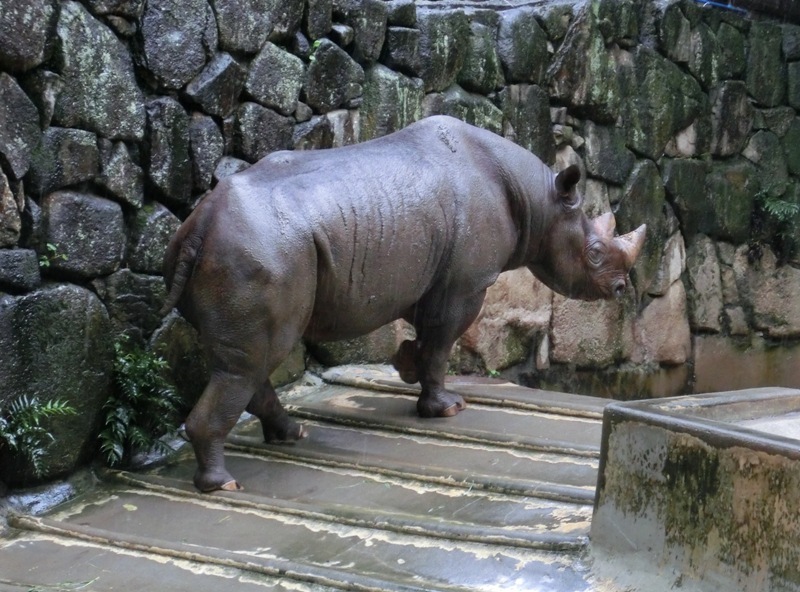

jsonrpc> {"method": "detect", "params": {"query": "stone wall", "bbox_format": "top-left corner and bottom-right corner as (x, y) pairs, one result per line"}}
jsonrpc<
(0, 0), (799, 483)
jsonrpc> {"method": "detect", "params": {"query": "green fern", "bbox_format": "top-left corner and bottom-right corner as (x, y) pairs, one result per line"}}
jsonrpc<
(99, 337), (182, 467)
(0, 395), (76, 477)
(762, 195), (799, 222)
(753, 191), (800, 262)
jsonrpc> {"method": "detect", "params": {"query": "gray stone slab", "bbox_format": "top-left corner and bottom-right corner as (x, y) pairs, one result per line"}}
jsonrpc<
(283, 382), (603, 456)
(0, 532), (316, 591)
(37, 489), (595, 591)
(231, 420), (598, 502)
(127, 448), (592, 548)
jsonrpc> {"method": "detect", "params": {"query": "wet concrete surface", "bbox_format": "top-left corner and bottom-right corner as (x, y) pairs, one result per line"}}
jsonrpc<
(0, 366), (616, 592)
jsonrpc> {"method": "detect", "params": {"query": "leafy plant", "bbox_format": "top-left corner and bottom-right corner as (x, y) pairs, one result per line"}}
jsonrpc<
(99, 337), (182, 467)
(0, 395), (76, 477)
(753, 191), (800, 263)
(38, 243), (68, 269)
(308, 39), (323, 63)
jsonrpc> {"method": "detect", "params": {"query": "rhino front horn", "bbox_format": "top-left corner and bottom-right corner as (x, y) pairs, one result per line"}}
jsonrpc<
(614, 224), (647, 269)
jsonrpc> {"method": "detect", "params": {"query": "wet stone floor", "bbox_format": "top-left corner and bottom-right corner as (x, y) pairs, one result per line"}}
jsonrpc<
(0, 365), (628, 592)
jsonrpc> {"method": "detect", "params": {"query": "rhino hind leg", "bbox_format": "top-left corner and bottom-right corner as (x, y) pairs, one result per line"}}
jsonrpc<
(185, 370), (257, 492)
(393, 337), (464, 415)
(413, 292), (485, 418)
(247, 381), (308, 443)
(392, 339), (419, 384)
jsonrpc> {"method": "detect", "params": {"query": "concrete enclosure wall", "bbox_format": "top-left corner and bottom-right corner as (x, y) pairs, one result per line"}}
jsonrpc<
(1, 0), (799, 482)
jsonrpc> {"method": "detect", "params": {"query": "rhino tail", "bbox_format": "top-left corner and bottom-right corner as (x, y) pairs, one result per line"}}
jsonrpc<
(160, 233), (203, 316)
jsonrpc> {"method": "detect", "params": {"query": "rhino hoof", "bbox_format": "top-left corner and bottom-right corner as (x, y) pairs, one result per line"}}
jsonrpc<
(440, 403), (463, 418)
(220, 480), (243, 492)
(417, 391), (466, 418)
(264, 421), (308, 444)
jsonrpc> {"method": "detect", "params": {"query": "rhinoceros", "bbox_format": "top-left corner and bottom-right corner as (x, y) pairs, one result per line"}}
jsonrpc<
(162, 115), (646, 492)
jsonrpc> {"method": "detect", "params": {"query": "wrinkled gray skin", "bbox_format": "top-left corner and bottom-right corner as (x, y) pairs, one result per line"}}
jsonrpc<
(162, 115), (646, 492)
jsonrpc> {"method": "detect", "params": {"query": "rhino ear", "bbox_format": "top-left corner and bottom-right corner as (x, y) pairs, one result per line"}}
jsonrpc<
(554, 165), (582, 209)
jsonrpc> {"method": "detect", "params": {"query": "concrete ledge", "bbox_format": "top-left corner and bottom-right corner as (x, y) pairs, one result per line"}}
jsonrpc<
(591, 387), (800, 592)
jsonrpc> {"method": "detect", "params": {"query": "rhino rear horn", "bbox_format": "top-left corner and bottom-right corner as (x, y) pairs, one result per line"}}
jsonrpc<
(592, 212), (616, 239)
(614, 224), (647, 269)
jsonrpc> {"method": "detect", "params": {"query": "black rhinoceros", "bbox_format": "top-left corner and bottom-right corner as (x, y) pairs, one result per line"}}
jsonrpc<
(162, 115), (646, 492)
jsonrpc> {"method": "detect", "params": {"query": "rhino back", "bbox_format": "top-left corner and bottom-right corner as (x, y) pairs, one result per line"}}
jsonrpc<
(191, 116), (541, 340)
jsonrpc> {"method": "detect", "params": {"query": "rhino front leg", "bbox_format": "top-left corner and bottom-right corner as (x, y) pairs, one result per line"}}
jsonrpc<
(414, 293), (485, 418)
(246, 380), (308, 443)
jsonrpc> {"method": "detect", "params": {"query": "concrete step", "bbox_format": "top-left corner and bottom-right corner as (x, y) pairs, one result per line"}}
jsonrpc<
(1, 366), (609, 591)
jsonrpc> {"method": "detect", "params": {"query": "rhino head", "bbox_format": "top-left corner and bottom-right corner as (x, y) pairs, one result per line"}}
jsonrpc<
(528, 165), (647, 301)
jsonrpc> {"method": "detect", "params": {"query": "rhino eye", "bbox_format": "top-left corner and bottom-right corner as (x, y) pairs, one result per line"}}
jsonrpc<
(586, 246), (604, 267)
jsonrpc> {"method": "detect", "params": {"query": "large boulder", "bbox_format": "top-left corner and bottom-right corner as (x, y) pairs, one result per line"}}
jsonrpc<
(0, 72), (43, 180)
(184, 52), (246, 118)
(40, 191), (126, 279)
(582, 122), (634, 185)
(497, 84), (554, 165)
(360, 64), (423, 141)
(146, 97), (192, 205)
(381, 26), (421, 77)
(702, 158), (759, 244)
(211, 0), (273, 54)
(685, 235), (723, 333)
(716, 22), (745, 80)
(127, 202), (181, 275)
(550, 295), (631, 368)
(304, 39), (365, 113)
(245, 42), (305, 116)
(632, 280), (691, 365)
(137, 0), (217, 90)
(332, 0), (388, 63)
(265, 0), (303, 40)
(305, 0), (333, 40)
(496, 7), (549, 84)
(53, 1), (145, 140)
(423, 85), (503, 135)
(661, 157), (709, 242)
(188, 114), (224, 192)
(458, 22), (503, 95)
(0, 249), (40, 293)
(233, 102), (294, 162)
(620, 47), (705, 160)
(548, 2), (622, 123)
(709, 81), (754, 157)
(746, 21), (785, 108)
(460, 269), (552, 372)
(616, 160), (668, 297)
(27, 128), (100, 195)
(150, 312), (209, 412)
(0, 170), (22, 248)
(0, 284), (113, 485)
(93, 269), (167, 340)
(0, 0), (57, 72)
(97, 140), (144, 209)
(686, 23), (720, 91)
(416, 8), (469, 93)
(734, 246), (800, 338)
(743, 130), (789, 199)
